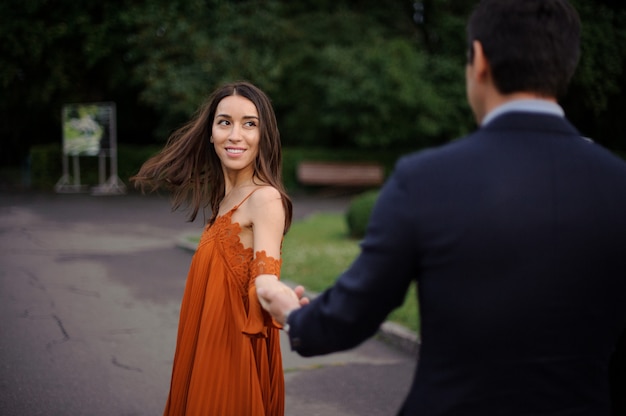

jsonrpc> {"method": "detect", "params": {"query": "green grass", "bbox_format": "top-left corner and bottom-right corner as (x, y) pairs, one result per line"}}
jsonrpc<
(282, 213), (360, 292)
(282, 213), (420, 333)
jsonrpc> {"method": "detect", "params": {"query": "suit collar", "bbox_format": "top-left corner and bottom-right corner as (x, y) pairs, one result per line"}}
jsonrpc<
(480, 111), (581, 137)
(481, 99), (564, 126)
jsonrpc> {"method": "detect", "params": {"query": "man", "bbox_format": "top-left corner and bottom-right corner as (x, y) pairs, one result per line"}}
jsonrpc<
(610, 330), (626, 415)
(257, 0), (626, 414)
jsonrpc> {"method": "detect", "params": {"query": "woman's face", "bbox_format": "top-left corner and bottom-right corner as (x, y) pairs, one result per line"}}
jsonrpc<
(211, 95), (261, 176)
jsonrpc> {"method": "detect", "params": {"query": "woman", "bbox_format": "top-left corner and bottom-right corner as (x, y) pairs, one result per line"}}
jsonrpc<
(132, 81), (293, 415)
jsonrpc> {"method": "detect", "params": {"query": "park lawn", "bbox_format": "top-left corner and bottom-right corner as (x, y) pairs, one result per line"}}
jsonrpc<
(282, 212), (420, 333)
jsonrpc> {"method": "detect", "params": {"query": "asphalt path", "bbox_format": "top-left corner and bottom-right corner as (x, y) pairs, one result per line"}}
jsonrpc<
(0, 191), (415, 416)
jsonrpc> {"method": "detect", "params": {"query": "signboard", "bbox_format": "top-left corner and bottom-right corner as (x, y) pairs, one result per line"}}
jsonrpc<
(56, 102), (125, 194)
(62, 103), (114, 156)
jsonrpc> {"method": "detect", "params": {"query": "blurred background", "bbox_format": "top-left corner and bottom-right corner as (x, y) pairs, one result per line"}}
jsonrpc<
(1, 0), (625, 190)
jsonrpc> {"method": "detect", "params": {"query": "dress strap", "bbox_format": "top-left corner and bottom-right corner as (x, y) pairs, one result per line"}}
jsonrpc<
(232, 187), (263, 211)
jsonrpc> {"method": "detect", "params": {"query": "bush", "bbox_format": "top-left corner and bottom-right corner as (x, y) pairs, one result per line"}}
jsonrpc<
(30, 143), (64, 189)
(346, 190), (380, 239)
(29, 144), (161, 190)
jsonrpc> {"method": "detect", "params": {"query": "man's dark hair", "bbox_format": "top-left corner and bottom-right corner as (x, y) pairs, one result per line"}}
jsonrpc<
(466, 0), (581, 98)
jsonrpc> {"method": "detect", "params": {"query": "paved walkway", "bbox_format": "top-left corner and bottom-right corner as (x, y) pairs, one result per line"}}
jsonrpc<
(0, 191), (417, 415)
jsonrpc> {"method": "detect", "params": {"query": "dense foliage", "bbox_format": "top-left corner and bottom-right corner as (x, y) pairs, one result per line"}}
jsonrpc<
(1, 0), (625, 168)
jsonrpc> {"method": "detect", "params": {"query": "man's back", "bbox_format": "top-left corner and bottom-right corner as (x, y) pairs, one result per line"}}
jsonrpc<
(255, 1), (626, 414)
(401, 111), (626, 415)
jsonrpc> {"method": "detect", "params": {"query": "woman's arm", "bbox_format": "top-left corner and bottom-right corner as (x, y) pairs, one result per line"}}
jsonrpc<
(248, 186), (307, 324)
(248, 186), (285, 260)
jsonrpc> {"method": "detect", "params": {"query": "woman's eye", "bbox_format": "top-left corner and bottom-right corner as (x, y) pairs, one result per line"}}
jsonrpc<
(244, 121), (257, 127)
(217, 119), (230, 126)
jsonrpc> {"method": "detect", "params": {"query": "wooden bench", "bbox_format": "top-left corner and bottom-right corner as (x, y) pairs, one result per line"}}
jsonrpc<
(297, 161), (384, 187)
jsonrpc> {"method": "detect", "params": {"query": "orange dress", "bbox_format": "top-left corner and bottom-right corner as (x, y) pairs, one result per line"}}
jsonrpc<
(163, 193), (284, 415)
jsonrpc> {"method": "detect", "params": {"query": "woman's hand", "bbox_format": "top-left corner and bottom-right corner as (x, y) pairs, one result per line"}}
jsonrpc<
(255, 275), (309, 324)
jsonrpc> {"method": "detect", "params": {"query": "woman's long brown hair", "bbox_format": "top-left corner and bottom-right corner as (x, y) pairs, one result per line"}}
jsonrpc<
(131, 81), (293, 232)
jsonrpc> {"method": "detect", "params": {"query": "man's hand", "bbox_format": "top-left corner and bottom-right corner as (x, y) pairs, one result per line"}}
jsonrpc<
(255, 275), (309, 325)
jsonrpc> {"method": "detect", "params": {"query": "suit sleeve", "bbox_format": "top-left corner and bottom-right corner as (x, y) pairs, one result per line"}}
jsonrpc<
(288, 159), (420, 356)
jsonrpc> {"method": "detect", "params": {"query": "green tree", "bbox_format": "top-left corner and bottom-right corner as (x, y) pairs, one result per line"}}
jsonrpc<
(126, 1), (468, 150)
(0, 0), (154, 166)
(565, 0), (626, 148)
(124, 0), (289, 138)
(416, 0), (626, 150)
(1, 0), (624, 170)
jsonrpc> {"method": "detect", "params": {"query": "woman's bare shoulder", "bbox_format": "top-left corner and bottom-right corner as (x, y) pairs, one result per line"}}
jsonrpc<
(251, 185), (282, 202)
(247, 185), (284, 218)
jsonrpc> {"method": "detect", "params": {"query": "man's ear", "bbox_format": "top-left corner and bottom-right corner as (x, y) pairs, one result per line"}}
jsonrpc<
(470, 40), (491, 83)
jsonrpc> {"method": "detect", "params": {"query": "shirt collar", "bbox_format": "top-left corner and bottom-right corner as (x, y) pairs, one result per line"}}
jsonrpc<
(481, 99), (565, 127)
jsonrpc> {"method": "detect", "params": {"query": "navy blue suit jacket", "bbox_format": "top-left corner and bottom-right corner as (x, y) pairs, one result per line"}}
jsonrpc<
(287, 112), (626, 415)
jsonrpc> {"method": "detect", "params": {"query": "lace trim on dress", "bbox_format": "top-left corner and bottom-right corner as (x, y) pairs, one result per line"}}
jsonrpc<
(243, 251), (283, 337)
(198, 212), (254, 300)
(249, 250), (282, 279)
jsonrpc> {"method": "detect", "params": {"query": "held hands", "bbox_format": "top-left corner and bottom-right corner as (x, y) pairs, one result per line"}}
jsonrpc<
(255, 275), (309, 325)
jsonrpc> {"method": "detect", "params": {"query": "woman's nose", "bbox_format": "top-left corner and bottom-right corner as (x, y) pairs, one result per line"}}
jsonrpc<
(228, 125), (242, 141)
